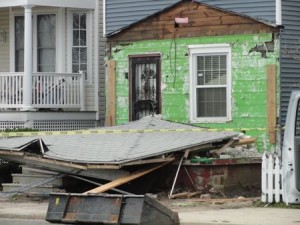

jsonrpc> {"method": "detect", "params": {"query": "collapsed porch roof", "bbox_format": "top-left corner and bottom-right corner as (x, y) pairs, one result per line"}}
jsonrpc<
(0, 0), (95, 9)
(0, 116), (238, 166)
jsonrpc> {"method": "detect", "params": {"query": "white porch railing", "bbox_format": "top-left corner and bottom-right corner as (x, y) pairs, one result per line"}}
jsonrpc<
(0, 72), (85, 110)
(261, 152), (282, 203)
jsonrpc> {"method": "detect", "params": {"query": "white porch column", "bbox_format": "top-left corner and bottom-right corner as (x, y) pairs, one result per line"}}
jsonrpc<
(22, 5), (34, 111)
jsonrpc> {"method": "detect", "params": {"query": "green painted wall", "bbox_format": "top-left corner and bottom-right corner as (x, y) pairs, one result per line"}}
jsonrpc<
(109, 33), (279, 151)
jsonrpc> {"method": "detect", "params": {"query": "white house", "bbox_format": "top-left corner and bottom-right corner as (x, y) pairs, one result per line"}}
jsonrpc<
(0, 0), (105, 131)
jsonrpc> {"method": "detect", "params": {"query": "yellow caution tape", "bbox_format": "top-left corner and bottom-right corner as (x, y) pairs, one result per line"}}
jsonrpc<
(0, 127), (268, 138)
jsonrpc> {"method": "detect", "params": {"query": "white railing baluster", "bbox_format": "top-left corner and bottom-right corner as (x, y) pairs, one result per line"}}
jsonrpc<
(80, 72), (85, 111)
(0, 72), (85, 110)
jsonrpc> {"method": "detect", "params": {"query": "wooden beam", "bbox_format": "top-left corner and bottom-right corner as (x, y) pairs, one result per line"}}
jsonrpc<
(119, 157), (175, 167)
(210, 139), (236, 156)
(24, 155), (88, 170)
(84, 162), (171, 194)
(105, 60), (116, 126)
(233, 138), (256, 146)
(266, 64), (277, 144)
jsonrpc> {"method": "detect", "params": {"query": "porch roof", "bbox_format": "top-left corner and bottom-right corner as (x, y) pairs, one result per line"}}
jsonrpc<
(0, 0), (95, 9)
(0, 116), (238, 165)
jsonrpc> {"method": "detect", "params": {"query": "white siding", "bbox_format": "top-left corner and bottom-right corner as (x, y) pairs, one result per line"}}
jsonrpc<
(105, 0), (276, 35)
(98, 0), (106, 121)
(280, 0), (300, 125)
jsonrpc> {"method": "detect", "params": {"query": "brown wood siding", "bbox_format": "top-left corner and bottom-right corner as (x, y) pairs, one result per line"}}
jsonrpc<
(108, 1), (276, 43)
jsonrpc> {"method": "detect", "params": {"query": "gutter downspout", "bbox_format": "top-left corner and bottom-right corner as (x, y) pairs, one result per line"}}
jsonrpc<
(276, 0), (282, 25)
(94, 0), (100, 121)
(103, 0), (106, 36)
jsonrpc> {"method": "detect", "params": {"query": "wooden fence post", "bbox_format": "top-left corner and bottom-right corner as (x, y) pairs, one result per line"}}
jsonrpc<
(105, 60), (116, 126)
(266, 64), (277, 144)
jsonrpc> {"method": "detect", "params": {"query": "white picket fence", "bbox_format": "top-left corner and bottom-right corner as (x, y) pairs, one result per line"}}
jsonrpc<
(261, 152), (282, 203)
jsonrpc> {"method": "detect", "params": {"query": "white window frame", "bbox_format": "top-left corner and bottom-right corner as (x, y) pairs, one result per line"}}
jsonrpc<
(189, 44), (232, 123)
(9, 8), (65, 73)
(67, 9), (92, 85)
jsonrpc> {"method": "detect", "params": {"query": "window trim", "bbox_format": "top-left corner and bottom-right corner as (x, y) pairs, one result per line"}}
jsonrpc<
(67, 9), (92, 85)
(9, 8), (65, 73)
(189, 44), (232, 123)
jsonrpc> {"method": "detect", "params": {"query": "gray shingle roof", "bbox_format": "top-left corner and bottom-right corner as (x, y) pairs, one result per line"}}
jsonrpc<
(0, 116), (238, 164)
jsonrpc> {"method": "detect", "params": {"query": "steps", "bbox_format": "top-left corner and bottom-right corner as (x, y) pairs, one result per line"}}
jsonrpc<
(1, 166), (64, 196)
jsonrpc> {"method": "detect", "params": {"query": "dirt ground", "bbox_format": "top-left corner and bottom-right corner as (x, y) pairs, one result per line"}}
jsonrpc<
(0, 194), (299, 225)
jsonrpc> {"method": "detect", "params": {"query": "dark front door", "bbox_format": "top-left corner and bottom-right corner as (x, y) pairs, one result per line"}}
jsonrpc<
(129, 55), (161, 121)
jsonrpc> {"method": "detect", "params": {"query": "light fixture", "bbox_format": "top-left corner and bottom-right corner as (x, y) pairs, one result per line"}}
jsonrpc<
(174, 17), (189, 28)
(174, 17), (189, 24)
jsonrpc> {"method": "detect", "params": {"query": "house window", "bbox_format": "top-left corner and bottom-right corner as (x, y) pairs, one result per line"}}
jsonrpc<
(37, 15), (56, 72)
(13, 14), (56, 72)
(189, 44), (231, 123)
(72, 13), (87, 79)
(15, 16), (24, 72)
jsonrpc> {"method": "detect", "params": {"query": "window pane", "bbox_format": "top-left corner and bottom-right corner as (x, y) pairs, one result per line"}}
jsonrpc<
(15, 16), (24, 72)
(204, 70), (212, 85)
(73, 13), (79, 29)
(80, 14), (86, 29)
(73, 30), (79, 46)
(220, 70), (227, 85)
(80, 47), (87, 63)
(197, 56), (204, 85)
(37, 15), (56, 72)
(72, 48), (79, 63)
(72, 12), (88, 79)
(196, 88), (227, 117)
(220, 55), (226, 69)
(197, 54), (227, 86)
(80, 30), (87, 46)
(72, 64), (79, 73)
(80, 63), (87, 72)
(38, 49), (55, 72)
(15, 50), (24, 72)
(211, 70), (219, 85)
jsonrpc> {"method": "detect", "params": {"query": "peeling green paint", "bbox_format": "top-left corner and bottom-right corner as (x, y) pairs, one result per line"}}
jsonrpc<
(109, 33), (279, 151)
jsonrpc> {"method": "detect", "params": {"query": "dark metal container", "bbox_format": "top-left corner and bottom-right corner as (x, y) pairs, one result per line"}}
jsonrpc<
(46, 193), (180, 225)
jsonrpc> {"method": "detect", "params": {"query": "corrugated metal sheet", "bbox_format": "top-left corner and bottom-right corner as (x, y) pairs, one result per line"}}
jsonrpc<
(280, 0), (300, 126)
(0, 116), (238, 164)
(105, 0), (276, 35)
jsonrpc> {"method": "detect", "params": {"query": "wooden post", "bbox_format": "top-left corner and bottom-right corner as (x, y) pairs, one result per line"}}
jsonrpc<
(105, 60), (116, 126)
(266, 64), (277, 144)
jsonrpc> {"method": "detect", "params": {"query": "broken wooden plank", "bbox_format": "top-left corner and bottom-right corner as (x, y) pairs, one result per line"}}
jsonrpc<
(24, 155), (88, 170)
(169, 191), (202, 199)
(84, 161), (171, 194)
(69, 174), (133, 195)
(233, 137), (256, 146)
(188, 197), (260, 203)
(119, 157), (175, 167)
(210, 139), (236, 156)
